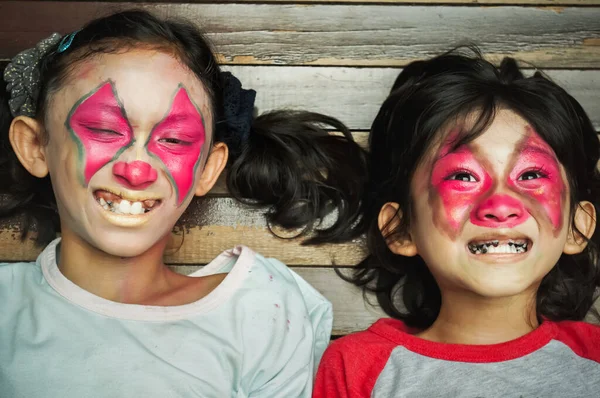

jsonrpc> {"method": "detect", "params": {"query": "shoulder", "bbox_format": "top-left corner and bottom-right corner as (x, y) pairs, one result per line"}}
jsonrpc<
(552, 320), (600, 362)
(323, 318), (402, 360)
(314, 319), (402, 398)
(0, 261), (41, 310)
(240, 248), (331, 312)
(0, 260), (40, 280)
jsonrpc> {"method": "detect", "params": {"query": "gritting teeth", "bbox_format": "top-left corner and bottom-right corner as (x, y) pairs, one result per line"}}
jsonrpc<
(130, 202), (143, 215)
(468, 240), (529, 254)
(119, 200), (131, 214)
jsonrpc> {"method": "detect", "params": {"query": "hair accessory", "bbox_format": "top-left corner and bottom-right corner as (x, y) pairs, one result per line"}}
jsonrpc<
(219, 71), (256, 153)
(57, 30), (79, 53)
(3, 33), (63, 117)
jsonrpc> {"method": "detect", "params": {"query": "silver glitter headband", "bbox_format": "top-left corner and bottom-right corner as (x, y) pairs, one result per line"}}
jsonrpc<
(3, 33), (62, 117)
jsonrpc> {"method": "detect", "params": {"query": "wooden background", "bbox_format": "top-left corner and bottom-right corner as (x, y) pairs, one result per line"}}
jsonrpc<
(0, 1), (599, 334)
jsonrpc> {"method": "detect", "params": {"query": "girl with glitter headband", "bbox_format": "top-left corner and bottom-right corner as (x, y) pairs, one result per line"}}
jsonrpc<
(0, 10), (367, 397)
(314, 48), (600, 397)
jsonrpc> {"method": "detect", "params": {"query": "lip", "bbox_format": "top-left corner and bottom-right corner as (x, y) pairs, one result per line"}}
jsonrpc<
(90, 191), (162, 228)
(467, 233), (532, 245)
(92, 187), (163, 203)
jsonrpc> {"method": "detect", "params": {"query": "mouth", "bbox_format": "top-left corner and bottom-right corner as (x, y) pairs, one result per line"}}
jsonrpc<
(93, 189), (162, 215)
(467, 236), (532, 255)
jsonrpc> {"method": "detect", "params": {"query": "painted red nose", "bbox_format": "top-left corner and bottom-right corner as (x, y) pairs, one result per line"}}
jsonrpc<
(471, 194), (529, 228)
(112, 161), (158, 189)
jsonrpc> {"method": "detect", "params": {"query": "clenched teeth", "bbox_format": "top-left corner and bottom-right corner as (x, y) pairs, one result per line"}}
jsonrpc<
(468, 240), (529, 255)
(95, 191), (160, 215)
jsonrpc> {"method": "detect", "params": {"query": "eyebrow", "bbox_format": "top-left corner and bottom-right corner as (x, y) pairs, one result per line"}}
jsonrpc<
(519, 144), (556, 159)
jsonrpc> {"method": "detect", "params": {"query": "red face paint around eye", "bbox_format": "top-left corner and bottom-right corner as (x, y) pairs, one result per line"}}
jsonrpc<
(430, 146), (493, 234)
(67, 82), (134, 185)
(146, 86), (206, 205)
(507, 132), (565, 230)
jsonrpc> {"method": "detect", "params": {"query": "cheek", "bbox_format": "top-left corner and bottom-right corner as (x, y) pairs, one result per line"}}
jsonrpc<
(146, 88), (206, 205)
(146, 141), (204, 205)
(67, 82), (134, 185)
(429, 154), (492, 236)
(510, 180), (565, 231)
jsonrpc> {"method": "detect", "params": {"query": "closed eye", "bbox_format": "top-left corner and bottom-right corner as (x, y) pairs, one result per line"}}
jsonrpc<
(88, 127), (122, 136)
(159, 138), (191, 146)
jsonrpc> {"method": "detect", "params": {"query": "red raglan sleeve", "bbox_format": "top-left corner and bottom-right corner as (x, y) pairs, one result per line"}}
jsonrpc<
(313, 326), (399, 398)
(555, 320), (600, 362)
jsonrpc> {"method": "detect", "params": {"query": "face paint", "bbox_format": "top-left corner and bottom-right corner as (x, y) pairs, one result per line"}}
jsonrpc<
(507, 130), (565, 231)
(430, 145), (493, 236)
(66, 81), (134, 185)
(429, 127), (564, 237)
(146, 86), (206, 205)
(471, 194), (528, 228)
(112, 160), (158, 190)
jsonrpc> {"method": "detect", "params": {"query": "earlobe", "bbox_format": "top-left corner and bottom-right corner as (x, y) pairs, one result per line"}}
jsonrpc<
(9, 116), (48, 178)
(194, 142), (229, 197)
(563, 201), (596, 255)
(378, 202), (418, 257)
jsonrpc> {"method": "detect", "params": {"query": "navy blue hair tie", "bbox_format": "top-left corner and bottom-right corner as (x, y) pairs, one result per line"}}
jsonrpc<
(219, 71), (256, 154)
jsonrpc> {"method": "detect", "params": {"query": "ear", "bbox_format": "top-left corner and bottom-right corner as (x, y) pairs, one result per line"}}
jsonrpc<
(9, 116), (48, 178)
(563, 201), (596, 255)
(194, 142), (229, 196)
(378, 202), (418, 257)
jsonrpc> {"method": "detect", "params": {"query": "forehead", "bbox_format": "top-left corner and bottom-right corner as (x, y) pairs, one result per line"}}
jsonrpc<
(430, 109), (549, 163)
(57, 49), (212, 125)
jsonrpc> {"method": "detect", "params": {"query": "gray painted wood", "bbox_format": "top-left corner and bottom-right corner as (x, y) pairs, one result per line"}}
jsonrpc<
(0, 2), (598, 67)
(223, 66), (600, 130)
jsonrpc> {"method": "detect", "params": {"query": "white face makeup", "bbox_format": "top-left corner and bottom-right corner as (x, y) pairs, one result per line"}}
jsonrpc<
(43, 49), (214, 257)
(408, 109), (571, 298)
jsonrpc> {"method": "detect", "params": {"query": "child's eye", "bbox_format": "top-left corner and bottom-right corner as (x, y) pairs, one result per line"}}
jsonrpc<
(518, 169), (546, 181)
(88, 127), (122, 136)
(447, 172), (476, 182)
(159, 138), (189, 145)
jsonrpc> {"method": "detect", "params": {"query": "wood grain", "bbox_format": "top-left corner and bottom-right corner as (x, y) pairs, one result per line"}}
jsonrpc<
(13, 0), (600, 5)
(223, 66), (600, 130)
(0, 197), (367, 265)
(0, 2), (598, 67)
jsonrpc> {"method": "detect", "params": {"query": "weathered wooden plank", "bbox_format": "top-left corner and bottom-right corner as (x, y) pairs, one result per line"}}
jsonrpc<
(223, 66), (600, 130)
(14, 0), (600, 5)
(0, 2), (598, 68)
(0, 197), (367, 265)
(174, 265), (385, 335)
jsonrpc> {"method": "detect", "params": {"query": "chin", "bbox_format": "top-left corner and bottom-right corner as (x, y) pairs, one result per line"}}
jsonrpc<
(470, 280), (535, 299)
(87, 232), (168, 258)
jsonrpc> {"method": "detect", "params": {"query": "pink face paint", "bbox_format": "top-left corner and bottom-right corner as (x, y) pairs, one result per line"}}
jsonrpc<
(67, 82), (134, 185)
(430, 145), (493, 235)
(112, 160), (158, 190)
(507, 131), (565, 230)
(146, 86), (206, 205)
(471, 194), (528, 228)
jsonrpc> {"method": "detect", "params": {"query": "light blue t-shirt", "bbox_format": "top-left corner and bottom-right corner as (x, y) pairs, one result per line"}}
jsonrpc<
(0, 239), (332, 397)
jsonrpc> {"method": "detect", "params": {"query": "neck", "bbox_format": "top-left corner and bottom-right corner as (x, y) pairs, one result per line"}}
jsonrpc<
(417, 288), (539, 345)
(57, 227), (176, 304)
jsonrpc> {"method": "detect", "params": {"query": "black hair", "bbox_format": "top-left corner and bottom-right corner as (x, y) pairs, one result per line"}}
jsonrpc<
(340, 47), (600, 329)
(0, 10), (367, 246)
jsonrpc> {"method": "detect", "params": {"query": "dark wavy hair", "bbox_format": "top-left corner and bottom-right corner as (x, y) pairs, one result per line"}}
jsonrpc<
(341, 47), (600, 329)
(0, 10), (367, 246)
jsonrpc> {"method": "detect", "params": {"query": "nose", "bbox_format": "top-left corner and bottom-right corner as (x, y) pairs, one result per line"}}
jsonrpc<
(112, 161), (158, 190)
(472, 194), (528, 228)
